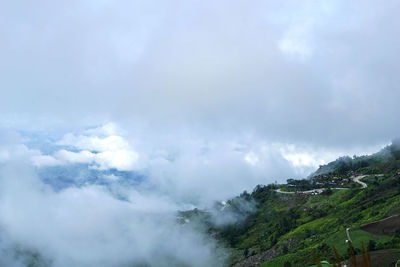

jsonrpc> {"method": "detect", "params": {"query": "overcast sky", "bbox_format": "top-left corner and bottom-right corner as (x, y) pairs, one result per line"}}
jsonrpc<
(0, 0), (399, 145)
(0, 0), (399, 190)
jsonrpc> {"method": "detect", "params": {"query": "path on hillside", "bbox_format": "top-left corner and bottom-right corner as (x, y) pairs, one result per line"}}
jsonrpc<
(346, 214), (400, 243)
(363, 214), (400, 224)
(345, 227), (352, 243)
(352, 175), (368, 188)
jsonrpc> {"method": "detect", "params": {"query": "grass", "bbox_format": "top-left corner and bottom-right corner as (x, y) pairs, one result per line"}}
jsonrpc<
(280, 217), (337, 242)
(326, 228), (392, 255)
(308, 261), (333, 267)
(360, 175), (386, 184)
(217, 169), (400, 266)
(258, 253), (297, 267)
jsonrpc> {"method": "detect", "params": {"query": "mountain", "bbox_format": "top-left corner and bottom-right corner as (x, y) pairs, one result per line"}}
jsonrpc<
(310, 139), (400, 177)
(181, 140), (400, 266)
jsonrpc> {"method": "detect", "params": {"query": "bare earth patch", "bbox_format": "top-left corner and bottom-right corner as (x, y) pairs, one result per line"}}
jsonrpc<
(360, 215), (400, 236)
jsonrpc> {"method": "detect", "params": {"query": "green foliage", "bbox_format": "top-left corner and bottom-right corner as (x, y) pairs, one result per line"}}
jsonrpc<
(220, 172), (400, 266)
(285, 179), (315, 191)
(259, 253), (297, 267)
(202, 142), (400, 266)
(326, 229), (391, 255)
(311, 140), (400, 177)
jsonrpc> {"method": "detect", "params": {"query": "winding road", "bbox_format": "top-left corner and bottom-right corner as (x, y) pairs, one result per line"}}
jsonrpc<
(275, 188), (347, 195)
(274, 188), (296, 194)
(275, 175), (374, 249)
(275, 175), (370, 195)
(352, 175), (368, 188)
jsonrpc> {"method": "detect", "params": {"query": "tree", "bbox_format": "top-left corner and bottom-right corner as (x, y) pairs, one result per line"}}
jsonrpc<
(368, 240), (376, 251)
(244, 248), (249, 257)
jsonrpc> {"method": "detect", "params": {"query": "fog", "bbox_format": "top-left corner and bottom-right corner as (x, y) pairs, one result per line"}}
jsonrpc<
(0, 124), (384, 266)
(0, 158), (225, 267)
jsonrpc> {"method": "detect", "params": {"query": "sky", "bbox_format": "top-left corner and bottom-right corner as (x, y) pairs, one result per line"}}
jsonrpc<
(1, 0), (399, 146)
(0, 0), (399, 266)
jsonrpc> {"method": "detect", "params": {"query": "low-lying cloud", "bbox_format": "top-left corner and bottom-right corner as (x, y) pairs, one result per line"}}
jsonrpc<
(0, 124), (387, 267)
(0, 160), (225, 267)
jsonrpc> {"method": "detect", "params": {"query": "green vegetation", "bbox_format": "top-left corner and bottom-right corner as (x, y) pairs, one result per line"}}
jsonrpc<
(179, 140), (400, 266)
(326, 229), (391, 255)
(311, 138), (400, 177)
(259, 254), (297, 267)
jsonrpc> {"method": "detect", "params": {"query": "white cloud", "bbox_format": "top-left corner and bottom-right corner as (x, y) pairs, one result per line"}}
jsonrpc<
(54, 149), (94, 164)
(28, 125), (140, 171)
(0, 126), (389, 266)
(0, 143), (45, 165)
(103, 174), (119, 180)
(0, 162), (223, 267)
(278, 19), (314, 59)
(84, 122), (120, 136)
(0, 150), (9, 162)
(92, 149), (138, 171)
(0, 1), (399, 147)
(278, 144), (325, 168)
(31, 154), (62, 167)
(244, 152), (259, 166)
(58, 134), (129, 153)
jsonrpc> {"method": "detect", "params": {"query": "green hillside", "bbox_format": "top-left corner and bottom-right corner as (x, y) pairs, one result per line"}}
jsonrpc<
(180, 141), (400, 266)
(311, 138), (400, 177)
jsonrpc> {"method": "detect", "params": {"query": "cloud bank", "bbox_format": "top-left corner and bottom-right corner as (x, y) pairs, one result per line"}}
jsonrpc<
(0, 157), (224, 267)
(0, 124), (381, 266)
